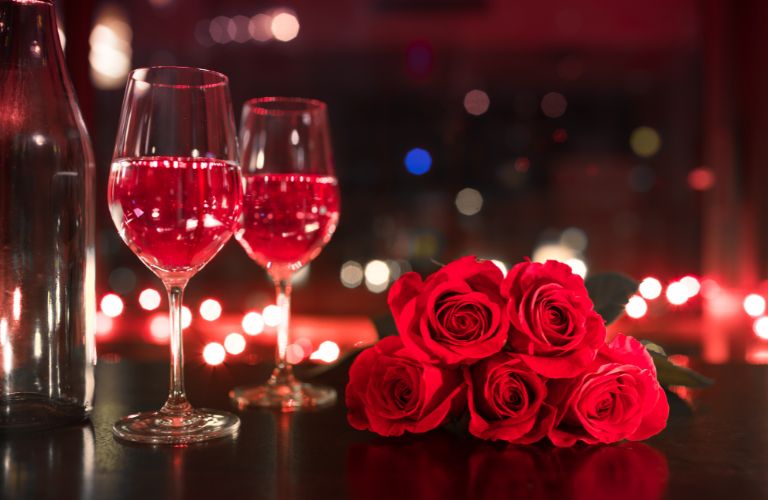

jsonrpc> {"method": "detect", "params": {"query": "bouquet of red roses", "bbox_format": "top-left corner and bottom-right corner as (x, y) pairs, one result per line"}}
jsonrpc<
(346, 256), (669, 446)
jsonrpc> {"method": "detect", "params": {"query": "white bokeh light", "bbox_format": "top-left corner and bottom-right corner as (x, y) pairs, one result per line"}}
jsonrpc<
(242, 311), (265, 336)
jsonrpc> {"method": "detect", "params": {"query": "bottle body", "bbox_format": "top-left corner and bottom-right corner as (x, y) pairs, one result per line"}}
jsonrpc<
(0, 0), (96, 428)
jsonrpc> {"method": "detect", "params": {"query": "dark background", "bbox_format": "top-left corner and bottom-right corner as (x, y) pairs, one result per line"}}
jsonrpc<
(53, 0), (768, 359)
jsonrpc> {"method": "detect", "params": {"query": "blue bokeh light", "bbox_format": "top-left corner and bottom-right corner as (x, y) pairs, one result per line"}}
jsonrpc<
(404, 148), (432, 175)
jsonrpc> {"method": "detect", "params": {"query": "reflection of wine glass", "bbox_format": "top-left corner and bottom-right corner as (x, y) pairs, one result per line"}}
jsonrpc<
(108, 67), (242, 444)
(230, 97), (340, 411)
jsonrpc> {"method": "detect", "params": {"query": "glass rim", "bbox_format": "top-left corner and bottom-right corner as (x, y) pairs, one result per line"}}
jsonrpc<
(243, 97), (327, 116)
(128, 66), (229, 90)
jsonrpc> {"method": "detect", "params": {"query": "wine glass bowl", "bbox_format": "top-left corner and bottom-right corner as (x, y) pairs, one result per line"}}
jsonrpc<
(231, 97), (340, 411)
(108, 67), (242, 444)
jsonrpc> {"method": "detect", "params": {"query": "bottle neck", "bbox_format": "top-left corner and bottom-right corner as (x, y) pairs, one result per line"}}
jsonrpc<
(1, 0), (63, 71)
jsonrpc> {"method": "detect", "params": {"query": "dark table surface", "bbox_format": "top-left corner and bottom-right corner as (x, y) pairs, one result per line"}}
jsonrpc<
(1, 359), (765, 500)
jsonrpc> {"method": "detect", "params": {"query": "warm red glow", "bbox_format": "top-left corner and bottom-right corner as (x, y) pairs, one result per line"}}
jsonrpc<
(309, 340), (341, 363)
(224, 332), (246, 355)
(199, 298), (222, 321)
(744, 294), (766, 318)
(203, 342), (226, 365)
(242, 311), (265, 336)
(138, 288), (161, 311)
(625, 295), (648, 319)
(638, 277), (662, 300)
(667, 354), (690, 368)
(100, 293), (124, 318)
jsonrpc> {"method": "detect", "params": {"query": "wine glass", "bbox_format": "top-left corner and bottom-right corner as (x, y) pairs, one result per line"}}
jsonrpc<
(230, 97), (340, 411)
(108, 67), (242, 444)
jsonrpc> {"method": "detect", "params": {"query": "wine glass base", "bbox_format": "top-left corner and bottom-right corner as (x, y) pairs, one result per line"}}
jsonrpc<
(229, 382), (337, 412)
(112, 408), (240, 445)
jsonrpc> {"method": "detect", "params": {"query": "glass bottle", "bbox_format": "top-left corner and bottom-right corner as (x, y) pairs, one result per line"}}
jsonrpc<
(0, 0), (96, 429)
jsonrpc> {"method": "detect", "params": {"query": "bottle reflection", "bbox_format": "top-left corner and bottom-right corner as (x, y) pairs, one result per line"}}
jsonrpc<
(0, 424), (95, 499)
(348, 434), (668, 500)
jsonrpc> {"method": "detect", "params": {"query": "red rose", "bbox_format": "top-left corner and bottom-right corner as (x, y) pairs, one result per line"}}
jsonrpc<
(501, 260), (606, 378)
(346, 336), (465, 436)
(464, 352), (555, 444)
(548, 334), (669, 446)
(388, 256), (509, 366)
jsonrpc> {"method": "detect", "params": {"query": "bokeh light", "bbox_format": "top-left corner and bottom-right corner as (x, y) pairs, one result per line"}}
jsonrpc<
(309, 340), (340, 363)
(540, 92), (567, 118)
(754, 316), (768, 340)
(263, 305), (282, 327)
(96, 312), (113, 336)
(404, 148), (432, 175)
(532, 243), (576, 264)
(203, 342), (226, 365)
(271, 12), (300, 42)
(100, 293), (124, 318)
(340, 260), (364, 288)
(108, 267), (136, 294)
(666, 282), (689, 306)
(629, 126), (662, 158)
(625, 295), (648, 319)
(89, 6), (132, 89)
(463, 89), (490, 116)
(455, 188), (484, 216)
(680, 276), (701, 298)
(744, 294), (766, 318)
(489, 259), (507, 276)
(181, 306), (192, 329)
(138, 288), (161, 311)
(242, 311), (265, 336)
(249, 14), (273, 41)
(149, 314), (170, 342)
(364, 260), (390, 292)
(224, 333), (246, 355)
(560, 227), (588, 252)
(285, 343), (306, 364)
(199, 298), (222, 322)
(565, 258), (588, 279)
(688, 167), (715, 191)
(638, 277), (663, 300)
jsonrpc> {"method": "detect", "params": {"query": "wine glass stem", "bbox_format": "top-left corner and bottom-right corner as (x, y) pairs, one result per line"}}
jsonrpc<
(274, 278), (294, 379)
(163, 283), (190, 413)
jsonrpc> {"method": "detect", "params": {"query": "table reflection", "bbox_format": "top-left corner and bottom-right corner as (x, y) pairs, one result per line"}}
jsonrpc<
(348, 434), (668, 500)
(1, 423), (95, 499)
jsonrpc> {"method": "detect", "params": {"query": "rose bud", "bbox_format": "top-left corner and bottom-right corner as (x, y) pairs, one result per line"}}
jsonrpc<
(548, 334), (669, 446)
(502, 260), (606, 378)
(388, 256), (509, 366)
(464, 352), (555, 444)
(346, 336), (465, 436)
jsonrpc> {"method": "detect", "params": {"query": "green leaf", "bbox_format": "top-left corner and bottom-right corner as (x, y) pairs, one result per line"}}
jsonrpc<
(648, 350), (714, 388)
(585, 273), (638, 325)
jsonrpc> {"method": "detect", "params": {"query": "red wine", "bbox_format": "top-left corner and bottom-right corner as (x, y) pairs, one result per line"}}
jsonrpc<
(108, 156), (242, 278)
(236, 173), (340, 277)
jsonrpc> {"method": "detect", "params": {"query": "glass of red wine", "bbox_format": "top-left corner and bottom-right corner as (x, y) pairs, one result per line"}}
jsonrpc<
(230, 97), (340, 411)
(108, 67), (243, 443)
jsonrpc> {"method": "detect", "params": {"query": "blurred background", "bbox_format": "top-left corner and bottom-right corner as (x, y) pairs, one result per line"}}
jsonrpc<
(54, 0), (768, 367)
